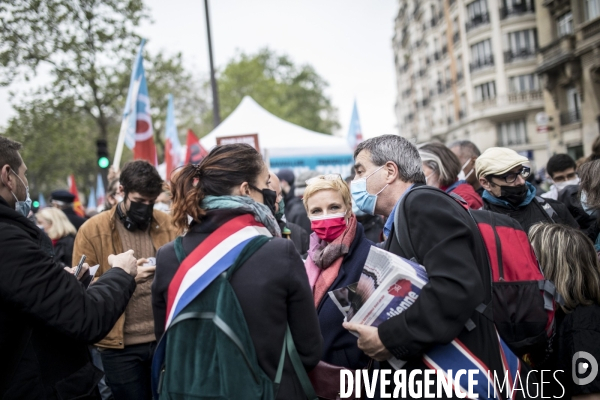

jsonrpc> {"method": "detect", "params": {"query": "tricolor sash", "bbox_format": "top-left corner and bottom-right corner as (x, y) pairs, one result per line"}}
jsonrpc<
(152, 214), (271, 398)
(164, 214), (271, 328)
(422, 333), (521, 400)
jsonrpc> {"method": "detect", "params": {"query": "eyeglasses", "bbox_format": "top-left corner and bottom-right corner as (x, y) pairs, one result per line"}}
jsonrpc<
(305, 174), (343, 186)
(491, 166), (531, 184)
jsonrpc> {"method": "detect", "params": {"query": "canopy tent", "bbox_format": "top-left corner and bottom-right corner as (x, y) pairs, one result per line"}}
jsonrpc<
(200, 96), (354, 177)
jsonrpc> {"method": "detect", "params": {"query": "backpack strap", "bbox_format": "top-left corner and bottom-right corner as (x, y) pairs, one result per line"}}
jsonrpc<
(535, 196), (557, 222)
(284, 324), (318, 400)
(489, 211), (505, 281)
(174, 236), (186, 263)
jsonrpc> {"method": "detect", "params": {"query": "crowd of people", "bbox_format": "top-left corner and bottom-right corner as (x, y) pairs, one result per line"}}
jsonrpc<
(1, 132), (600, 399)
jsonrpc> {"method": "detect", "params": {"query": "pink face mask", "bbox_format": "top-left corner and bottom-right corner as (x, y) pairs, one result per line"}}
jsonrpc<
(310, 213), (347, 242)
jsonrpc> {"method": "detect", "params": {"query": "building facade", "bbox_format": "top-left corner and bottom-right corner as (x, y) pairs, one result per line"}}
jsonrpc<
(535, 0), (600, 162)
(393, 0), (550, 169)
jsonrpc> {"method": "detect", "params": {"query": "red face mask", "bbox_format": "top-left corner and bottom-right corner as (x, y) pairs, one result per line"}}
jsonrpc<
(310, 213), (347, 242)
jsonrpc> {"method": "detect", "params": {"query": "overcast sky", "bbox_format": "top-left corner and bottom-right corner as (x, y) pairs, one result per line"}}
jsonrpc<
(0, 0), (399, 139)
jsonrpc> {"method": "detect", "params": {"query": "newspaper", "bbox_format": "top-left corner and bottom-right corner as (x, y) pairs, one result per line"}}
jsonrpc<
(328, 246), (429, 370)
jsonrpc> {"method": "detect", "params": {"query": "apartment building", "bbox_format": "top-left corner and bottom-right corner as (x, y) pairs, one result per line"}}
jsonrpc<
(535, 0), (600, 161)
(393, 0), (549, 168)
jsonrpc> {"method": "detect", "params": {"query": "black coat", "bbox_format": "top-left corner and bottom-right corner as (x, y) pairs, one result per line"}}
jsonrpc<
(153, 209), (322, 400)
(0, 197), (136, 400)
(285, 196), (312, 234)
(63, 207), (87, 231)
(53, 234), (75, 268)
(316, 222), (374, 369)
(379, 184), (535, 398)
(557, 184), (596, 230)
(356, 214), (384, 243)
(286, 221), (309, 256)
(483, 195), (579, 233)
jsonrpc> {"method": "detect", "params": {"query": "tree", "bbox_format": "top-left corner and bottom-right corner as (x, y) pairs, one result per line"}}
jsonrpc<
(213, 48), (340, 135)
(0, 0), (147, 141)
(1, 50), (209, 195)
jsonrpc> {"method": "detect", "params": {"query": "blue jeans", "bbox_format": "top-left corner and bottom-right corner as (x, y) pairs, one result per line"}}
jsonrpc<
(100, 342), (156, 400)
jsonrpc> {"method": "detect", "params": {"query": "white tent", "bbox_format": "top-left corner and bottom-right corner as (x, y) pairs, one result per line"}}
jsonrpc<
(200, 96), (354, 176)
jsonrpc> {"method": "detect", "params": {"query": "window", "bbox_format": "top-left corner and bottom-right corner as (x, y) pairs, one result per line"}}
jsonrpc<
(467, 0), (488, 20)
(506, 29), (537, 60)
(474, 81), (496, 101)
(466, 0), (490, 30)
(557, 12), (573, 38)
(503, 0), (534, 13)
(566, 87), (581, 113)
(586, 0), (600, 21)
(498, 120), (528, 146)
(470, 39), (494, 70)
(509, 74), (540, 92)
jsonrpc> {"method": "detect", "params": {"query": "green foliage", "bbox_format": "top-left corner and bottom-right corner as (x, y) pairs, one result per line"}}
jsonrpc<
(214, 48), (339, 134)
(2, 96), (108, 196)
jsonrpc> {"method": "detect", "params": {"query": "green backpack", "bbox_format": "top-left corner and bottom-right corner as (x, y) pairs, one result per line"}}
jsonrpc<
(156, 235), (317, 400)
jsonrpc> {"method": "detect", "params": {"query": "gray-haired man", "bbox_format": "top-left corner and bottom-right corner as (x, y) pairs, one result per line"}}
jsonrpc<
(343, 134), (534, 397)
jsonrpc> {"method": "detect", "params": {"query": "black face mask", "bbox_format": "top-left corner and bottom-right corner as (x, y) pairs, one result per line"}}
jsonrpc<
(499, 184), (528, 207)
(261, 188), (278, 216)
(127, 200), (154, 230)
(249, 184), (277, 216)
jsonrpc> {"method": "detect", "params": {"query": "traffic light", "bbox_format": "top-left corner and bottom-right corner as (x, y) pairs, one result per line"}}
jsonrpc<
(97, 139), (110, 169)
(32, 200), (40, 208)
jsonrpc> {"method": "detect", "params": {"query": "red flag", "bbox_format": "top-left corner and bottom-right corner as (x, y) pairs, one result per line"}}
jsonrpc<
(68, 174), (85, 217)
(185, 129), (208, 164)
(134, 115), (158, 166)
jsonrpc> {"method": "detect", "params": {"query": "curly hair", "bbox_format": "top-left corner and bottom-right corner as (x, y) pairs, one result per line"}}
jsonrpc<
(119, 160), (164, 199)
(170, 143), (265, 233)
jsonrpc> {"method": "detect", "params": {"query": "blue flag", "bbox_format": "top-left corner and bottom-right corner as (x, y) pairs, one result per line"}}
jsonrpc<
(38, 193), (47, 208)
(165, 94), (183, 177)
(347, 99), (363, 150)
(96, 174), (105, 207)
(88, 187), (96, 210)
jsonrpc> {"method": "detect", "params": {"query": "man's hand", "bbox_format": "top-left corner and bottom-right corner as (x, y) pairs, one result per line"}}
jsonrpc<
(135, 266), (156, 283)
(64, 263), (89, 281)
(343, 322), (392, 361)
(108, 249), (137, 278)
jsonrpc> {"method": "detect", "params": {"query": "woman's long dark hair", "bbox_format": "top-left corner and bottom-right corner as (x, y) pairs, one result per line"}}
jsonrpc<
(170, 143), (265, 233)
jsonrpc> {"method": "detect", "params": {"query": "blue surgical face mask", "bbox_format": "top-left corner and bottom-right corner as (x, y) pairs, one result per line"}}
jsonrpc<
(350, 165), (388, 215)
(581, 191), (597, 216)
(10, 170), (32, 217)
(352, 201), (365, 217)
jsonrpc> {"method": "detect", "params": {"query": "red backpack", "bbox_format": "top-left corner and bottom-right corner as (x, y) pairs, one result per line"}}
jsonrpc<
(424, 187), (559, 364)
(468, 208), (558, 364)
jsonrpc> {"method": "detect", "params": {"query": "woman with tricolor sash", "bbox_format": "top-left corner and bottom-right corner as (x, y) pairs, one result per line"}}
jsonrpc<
(151, 143), (322, 399)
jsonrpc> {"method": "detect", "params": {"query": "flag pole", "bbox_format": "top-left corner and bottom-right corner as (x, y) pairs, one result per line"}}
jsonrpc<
(204, 0), (221, 128)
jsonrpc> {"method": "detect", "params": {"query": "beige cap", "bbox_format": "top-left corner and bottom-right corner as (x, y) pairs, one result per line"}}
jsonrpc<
(475, 147), (529, 179)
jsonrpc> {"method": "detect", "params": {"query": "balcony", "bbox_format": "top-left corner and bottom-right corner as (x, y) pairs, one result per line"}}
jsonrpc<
(499, 3), (535, 19)
(470, 56), (494, 72)
(560, 109), (581, 125)
(582, 17), (600, 40)
(466, 13), (490, 32)
(536, 35), (576, 74)
(508, 90), (543, 103)
(473, 97), (497, 108)
(503, 48), (536, 63)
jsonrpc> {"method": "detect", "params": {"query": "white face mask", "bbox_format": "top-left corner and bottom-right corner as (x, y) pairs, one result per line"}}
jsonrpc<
(114, 195), (124, 204)
(554, 177), (580, 192)
(457, 159), (473, 181)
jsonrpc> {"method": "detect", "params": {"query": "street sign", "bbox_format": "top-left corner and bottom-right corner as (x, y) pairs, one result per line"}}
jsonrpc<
(536, 112), (549, 133)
